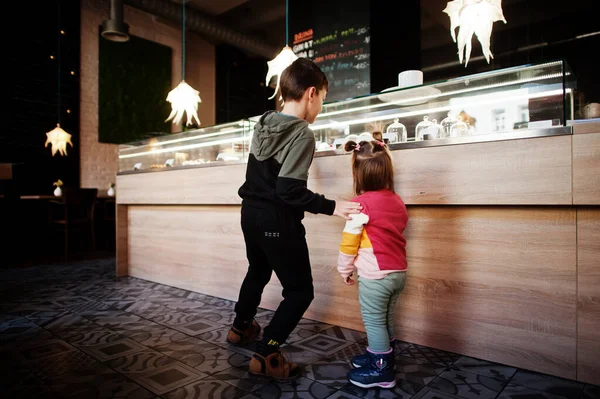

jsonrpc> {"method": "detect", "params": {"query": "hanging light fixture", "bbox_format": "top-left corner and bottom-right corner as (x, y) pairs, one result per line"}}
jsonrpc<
(265, 0), (298, 101)
(46, 0), (73, 157)
(166, 0), (201, 127)
(101, 0), (130, 42)
(443, 0), (507, 66)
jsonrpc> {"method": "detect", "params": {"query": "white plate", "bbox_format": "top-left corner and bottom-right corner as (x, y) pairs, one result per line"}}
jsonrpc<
(378, 85), (442, 105)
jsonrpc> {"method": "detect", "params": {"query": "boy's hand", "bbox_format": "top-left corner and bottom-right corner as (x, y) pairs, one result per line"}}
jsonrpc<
(333, 201), (362, 220)
(343, 275), (355, 285)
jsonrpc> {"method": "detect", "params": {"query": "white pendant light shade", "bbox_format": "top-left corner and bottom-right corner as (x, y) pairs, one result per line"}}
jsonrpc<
(166, 0), (201, 127)
(46, 2), (72, 156)
(45, 124), (73, 156)
(266, 45), (298, 100)
(165, 80), (201, 126)
(443, 0), (507, 66)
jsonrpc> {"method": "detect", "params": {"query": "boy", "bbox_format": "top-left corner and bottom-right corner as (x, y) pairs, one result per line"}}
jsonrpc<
(227, 58), (362, 381)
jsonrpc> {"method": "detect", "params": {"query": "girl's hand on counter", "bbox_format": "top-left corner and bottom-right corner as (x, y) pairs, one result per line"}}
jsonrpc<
(343, 275), (355, 285)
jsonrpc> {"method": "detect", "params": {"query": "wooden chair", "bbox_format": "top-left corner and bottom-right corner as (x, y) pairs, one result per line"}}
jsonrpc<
(48, 188), (98, 258)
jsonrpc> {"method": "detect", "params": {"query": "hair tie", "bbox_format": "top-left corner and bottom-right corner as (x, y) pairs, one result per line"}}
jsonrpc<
(377, 141), (385, 147)
(354, 143), (361, 151)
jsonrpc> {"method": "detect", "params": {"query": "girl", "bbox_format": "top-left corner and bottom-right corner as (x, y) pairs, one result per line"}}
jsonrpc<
(338, 135), (408, 389)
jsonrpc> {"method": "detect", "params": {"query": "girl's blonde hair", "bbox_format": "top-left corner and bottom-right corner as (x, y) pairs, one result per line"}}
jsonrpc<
(344, 132), (395, 196)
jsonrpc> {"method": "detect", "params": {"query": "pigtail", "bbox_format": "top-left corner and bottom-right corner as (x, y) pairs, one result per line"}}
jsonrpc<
(370, 131), (388, 154)
(344, 140), (358, 152)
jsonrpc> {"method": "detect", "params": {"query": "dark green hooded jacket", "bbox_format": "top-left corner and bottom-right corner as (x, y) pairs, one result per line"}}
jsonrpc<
(238, 111), (335, 216)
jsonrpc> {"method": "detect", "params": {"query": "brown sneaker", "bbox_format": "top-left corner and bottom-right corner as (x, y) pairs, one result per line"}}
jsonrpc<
(248, 349), (301, 382)
(226, 320), (261, 345)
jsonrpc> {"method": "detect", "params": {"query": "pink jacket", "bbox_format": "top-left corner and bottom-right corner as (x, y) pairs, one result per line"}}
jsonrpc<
(337, 190), (408, 279)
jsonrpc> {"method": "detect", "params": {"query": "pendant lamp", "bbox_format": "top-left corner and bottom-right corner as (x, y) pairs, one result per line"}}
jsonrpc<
(166, 0), (201, 126)
(46, 0), (73, 156)
(265, 0), (298, 100)
(443, 0), (506, 66)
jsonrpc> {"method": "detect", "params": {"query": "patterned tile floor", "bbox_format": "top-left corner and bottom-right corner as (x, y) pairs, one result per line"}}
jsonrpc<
(0, 257), (598, 399)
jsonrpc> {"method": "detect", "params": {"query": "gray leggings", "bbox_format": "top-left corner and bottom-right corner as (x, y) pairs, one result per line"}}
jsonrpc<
(358, 272), (406, 352)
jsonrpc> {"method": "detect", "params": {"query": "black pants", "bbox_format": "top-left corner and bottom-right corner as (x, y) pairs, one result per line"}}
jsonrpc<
(234, 204), (314, 344)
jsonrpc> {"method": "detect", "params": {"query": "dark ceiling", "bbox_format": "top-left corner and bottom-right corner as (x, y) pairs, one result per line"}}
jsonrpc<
(168, 0), (597, 65)
(179, 0), (286, 50)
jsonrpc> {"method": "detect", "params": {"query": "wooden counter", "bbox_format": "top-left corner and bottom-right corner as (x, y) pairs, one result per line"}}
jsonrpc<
(116, 126), (600, 384)
(117, 134), (573, 206)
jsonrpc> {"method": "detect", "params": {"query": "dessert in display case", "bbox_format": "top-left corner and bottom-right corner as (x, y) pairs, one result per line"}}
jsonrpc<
(311, 60), (575, 152)
(118, 119), (255, 173)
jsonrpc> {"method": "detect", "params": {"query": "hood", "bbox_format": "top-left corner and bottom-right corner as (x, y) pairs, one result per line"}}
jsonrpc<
(251, 111), (309, 161)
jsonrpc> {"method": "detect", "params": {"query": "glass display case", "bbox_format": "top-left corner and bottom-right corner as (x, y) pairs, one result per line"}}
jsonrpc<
(117, 60), (575, 174)
(118, 119), (254, 173)
(311, 60), (575, 152)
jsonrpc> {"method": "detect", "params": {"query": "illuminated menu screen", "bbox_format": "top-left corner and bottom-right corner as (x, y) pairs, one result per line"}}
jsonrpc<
(290, 0), (370, 102)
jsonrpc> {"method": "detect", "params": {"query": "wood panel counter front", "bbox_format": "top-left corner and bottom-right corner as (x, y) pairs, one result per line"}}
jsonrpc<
(116, 130), (600, 385)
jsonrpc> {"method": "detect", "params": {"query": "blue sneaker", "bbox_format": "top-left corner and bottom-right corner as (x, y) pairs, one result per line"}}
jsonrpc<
(351, 339), (396, 368)
(347, 348), (396, 389)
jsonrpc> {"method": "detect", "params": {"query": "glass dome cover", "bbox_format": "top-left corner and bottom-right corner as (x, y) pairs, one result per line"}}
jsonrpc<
(440, 112), (459, 138)
(384, 118), (407, 143)
(415, 116), (440, 141)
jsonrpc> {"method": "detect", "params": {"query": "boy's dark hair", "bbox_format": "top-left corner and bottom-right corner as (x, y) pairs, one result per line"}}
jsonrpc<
(344, 134), (395, 196)
(280, 58), (329, 102)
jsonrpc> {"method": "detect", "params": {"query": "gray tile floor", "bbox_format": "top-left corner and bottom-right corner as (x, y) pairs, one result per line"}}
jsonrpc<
(0, 257), (598, 399)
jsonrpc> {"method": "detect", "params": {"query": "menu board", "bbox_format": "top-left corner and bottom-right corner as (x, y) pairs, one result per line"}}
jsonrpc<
(290, 0), (370, 102)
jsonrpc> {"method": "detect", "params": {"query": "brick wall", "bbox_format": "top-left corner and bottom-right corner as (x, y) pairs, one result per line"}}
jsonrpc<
(80, 0), (215, 191)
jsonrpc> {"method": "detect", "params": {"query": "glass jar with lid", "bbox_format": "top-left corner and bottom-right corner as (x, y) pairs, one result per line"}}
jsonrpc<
(415, 116), (440, 141)
(384, 118), (407, 144)
(439, 112), (459, 138)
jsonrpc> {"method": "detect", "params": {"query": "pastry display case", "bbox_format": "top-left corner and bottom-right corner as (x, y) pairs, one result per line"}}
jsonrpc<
(118, 119), (255, 173)
(311, 60), (575, 153)
(118, 60), (575, 174)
